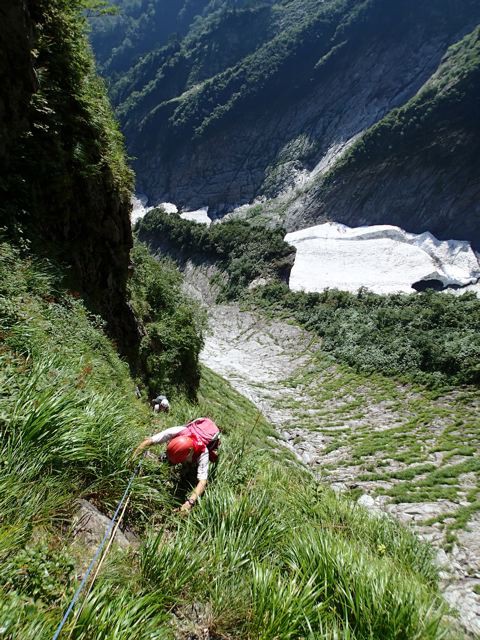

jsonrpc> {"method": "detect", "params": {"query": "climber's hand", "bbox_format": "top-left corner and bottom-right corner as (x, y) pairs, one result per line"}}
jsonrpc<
(179, 500), (194, 515)
(132, 438), (152, 460)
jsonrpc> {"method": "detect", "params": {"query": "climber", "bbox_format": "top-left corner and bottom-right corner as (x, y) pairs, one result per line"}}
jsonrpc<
(152, 394), (170, 413)
(133, 417), (220, 513)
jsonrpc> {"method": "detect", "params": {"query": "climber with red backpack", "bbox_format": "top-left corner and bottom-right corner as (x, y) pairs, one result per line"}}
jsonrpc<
(133, 417), (220, 513)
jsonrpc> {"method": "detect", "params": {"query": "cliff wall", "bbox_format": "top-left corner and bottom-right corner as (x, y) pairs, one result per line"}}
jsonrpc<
(285, 26), (480, 247)
(0, 0), (140, 361)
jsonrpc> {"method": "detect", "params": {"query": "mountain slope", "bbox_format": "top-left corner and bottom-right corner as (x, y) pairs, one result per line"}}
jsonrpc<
(91, 0), (480, 247)
(1, 4), (478, 636)
(284, 25), (480, 247)
(0, 238), (456, 640)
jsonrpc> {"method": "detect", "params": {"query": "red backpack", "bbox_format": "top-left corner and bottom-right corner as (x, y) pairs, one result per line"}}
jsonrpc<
(179, 418), (220, 462)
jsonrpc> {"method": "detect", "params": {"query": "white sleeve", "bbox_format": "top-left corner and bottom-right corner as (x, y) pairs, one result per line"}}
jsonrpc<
(197, 451), (209, 481)
(150, 425), (184, 444)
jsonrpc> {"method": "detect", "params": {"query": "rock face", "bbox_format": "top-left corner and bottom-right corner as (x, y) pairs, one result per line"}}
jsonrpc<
(0, 0), (140, 364)
(284, 25), (480, 248)
(72, 499), (131, 552)
(0, 1), (37, 164)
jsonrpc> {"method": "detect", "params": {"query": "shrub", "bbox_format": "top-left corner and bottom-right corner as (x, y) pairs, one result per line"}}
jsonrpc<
(252, 284), (480, 386)
(129, 241), (206, 396)
(137, 208), (294, 299)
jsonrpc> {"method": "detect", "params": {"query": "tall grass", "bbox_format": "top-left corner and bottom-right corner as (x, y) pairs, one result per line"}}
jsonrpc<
(0, 240), (455, 638)
(134, 448), (449, 639)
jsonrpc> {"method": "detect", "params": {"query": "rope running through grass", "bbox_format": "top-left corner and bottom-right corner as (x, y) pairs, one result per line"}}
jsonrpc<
(52, 461), (142, 640)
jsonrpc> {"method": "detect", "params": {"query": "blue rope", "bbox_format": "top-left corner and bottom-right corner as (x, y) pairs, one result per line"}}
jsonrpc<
(52, 462), (142, 640)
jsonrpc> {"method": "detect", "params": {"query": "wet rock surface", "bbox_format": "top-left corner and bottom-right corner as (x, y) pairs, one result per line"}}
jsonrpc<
(195, 291), (480, 636)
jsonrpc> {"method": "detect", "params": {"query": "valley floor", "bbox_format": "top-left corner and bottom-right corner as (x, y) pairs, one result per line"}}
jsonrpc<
(196, 293), (480, 636)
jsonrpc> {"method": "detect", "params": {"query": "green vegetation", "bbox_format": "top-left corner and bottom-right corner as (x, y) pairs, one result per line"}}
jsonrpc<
(3, 1), (479, 636)
(273, 349), (480, 535)
(89, 0), (480, 223)
(90, 0), (213, 77)
(138, 208), (294, 299)
(115, 0), (361, 149)
(129, 242), (206, 396)
(250, 282), (480, 386)
(106, 0), (474, 146)
(0, 238), (454, 638)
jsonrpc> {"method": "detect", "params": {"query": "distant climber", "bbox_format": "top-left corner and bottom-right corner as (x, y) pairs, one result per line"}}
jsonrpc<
(134, 417), (220, 513)
(152, 394), (170, 413)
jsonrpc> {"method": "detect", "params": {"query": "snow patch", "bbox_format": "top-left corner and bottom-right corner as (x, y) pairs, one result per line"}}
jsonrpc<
(162, 202), (179, 214)
(131, 194), (153, 224)
(285, 222), (480, 295)
(131, 196), (179, 223)
(180, 206), (211, 226)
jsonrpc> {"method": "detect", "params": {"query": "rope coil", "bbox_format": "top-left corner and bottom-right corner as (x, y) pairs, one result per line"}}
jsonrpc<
(52, 461), (142, 640)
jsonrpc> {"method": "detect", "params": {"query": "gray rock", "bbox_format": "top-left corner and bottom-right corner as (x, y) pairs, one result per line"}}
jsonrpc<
(72, 499), (131, 551)
(443, 581), (480, 637)
(357, 494), (375, 509)
(248, 277), (270, 290)
(171, 602), (212, 640)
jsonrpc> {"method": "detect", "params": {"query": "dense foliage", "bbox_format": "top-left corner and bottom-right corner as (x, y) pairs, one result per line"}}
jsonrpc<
(251, 282), (480, 386)
(89, 0), (261, 79)
(108, 0), (360, 148)
(137, 208), (295, 298)
(129, 242), (205, 396)
(0, 238), (450, 639)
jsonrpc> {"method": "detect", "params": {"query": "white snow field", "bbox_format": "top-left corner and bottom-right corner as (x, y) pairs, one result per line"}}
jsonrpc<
(131, 194), (154, 224)
(285, 222), (480, 295)
(179, 206), (211, 226)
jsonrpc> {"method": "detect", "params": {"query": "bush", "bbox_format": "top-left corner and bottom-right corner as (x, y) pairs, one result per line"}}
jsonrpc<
(252, 284), (480, 386)
(129, 241), (206, 396)
(137, 208), (294, 298)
